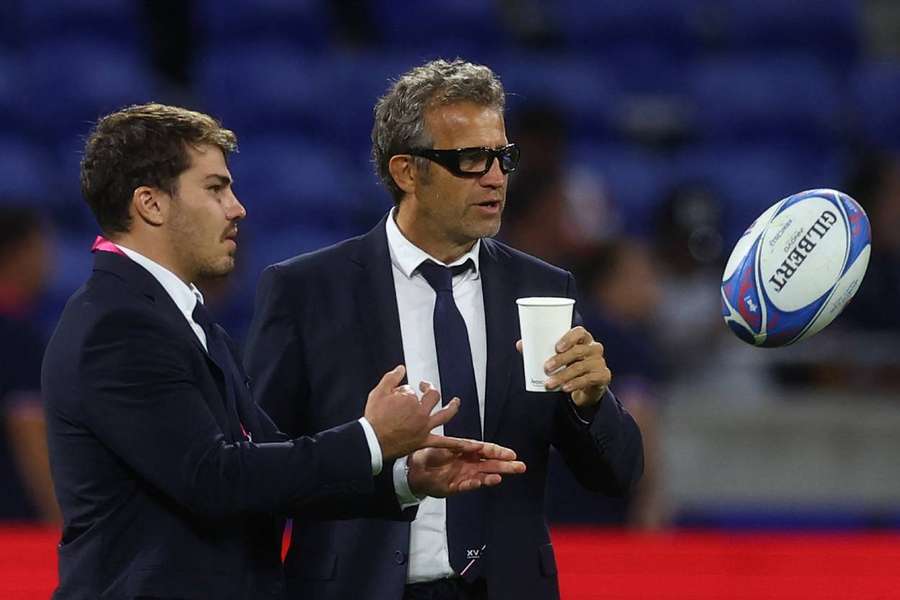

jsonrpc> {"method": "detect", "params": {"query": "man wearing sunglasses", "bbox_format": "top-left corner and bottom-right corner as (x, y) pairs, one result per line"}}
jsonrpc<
(245, 59), (643, 600)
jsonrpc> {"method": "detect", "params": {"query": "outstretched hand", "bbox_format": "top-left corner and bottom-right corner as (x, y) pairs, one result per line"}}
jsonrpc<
(408, 441), (527, 498)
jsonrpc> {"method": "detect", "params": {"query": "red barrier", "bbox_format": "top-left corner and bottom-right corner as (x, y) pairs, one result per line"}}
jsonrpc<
(5, 526), (900, 599)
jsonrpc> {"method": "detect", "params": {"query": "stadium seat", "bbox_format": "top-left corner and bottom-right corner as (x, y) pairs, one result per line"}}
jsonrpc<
(717, 0), (861, 65)
(686, 56), (843, 146)
(228, 135), (365, 230)
(552, 0), (705, 59)
(25, 41), (156, 145)
(20, 0), (143, 49)
(850, 62), (900, 151)
(568, 143), (673, 236)
(0, 137), (53, 203)
(195, 0), (330, 52)
(372, 0), (509, 57)
(0, 54), (29, 137)
(673, 144), (847, 244)
(496, 56), (623, 140)
(197, 44), (332, 141)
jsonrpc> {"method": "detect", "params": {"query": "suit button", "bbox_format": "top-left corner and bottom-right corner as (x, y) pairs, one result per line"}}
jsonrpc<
(394, 550), (407, 565)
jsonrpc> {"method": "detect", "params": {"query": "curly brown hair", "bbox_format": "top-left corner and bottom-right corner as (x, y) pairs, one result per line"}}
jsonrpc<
(80, 103), (237, 235)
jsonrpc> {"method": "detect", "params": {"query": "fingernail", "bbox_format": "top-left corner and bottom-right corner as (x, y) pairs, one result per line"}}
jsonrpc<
(546, 378), (557, 388)
(544, 360), (555, 373)
(562, 383), (573, 392)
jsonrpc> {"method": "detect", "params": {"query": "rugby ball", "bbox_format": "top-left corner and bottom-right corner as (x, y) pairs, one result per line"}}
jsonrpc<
(721, 189), (871, 347)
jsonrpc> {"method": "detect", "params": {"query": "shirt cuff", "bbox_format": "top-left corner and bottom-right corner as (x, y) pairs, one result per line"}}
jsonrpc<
(393, 455), (423, 509)
(358, 417), (383, 475)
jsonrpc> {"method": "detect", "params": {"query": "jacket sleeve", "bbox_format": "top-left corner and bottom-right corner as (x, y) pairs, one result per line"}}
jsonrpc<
(244, 263), (411, 520)
(78, 307), (377, 520)
(548, 273), (645, 496)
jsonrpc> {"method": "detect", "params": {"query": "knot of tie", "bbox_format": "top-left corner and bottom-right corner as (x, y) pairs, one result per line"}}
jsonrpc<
(417, 259), (473, 293)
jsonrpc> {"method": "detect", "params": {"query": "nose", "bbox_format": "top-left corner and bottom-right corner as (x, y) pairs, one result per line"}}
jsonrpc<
(226, 191), (247, 221)
(479, 157), (506, 188)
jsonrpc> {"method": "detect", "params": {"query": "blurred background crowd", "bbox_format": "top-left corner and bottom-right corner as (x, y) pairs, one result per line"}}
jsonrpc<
(2, 0), (900, 532)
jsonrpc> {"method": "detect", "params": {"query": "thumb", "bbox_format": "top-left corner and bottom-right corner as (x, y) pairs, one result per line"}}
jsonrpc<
(374, 365), (406, 395)
(515, 339), (523, 353)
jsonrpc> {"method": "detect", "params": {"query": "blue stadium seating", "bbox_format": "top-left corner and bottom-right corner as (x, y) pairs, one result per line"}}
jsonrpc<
(686, 56), (843, 146)
(228, 135), (365, 230)
(717, 0), (861, 65)
(196, 0), (330, 52)
(496, 56), (623, 140)
(25, 41), (155, 145)
(851, 62), (900, 151)
(372, 0), (509, 58)
(673, 144), (847, 244)
(20, 0), (143, 49)
(569, 143), (673, 236)
(553, 0), (705, 59)
(198, 44), (331, 141)
(0, 137), (53, 203)
(0, 54), (28, 137)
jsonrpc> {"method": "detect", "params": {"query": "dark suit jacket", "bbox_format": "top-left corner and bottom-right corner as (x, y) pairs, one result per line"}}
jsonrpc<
(42, 251), (404, 600)
(244, 217), (644, 600)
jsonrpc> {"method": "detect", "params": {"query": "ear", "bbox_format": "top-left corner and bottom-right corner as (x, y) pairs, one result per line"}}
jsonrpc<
(131, 186), (169, 227)
(388, 155), (419, 196)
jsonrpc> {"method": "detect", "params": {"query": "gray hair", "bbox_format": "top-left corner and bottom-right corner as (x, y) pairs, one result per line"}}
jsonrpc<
(371, 59), (506, 203)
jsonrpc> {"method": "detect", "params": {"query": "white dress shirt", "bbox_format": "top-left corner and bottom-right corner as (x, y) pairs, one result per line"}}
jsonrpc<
(112, 243), (388, 474)
(384, 211), (488, 583)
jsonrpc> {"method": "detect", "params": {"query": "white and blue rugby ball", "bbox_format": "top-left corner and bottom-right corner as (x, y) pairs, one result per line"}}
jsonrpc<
(721, 189), (871, 347)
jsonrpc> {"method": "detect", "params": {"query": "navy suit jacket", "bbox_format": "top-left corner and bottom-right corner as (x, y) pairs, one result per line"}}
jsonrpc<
(42, 251), (405, 600)
(244, 217), (644, 600)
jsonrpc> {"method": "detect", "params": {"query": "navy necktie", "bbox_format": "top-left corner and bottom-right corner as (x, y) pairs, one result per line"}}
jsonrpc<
(192, 300), (248, 442)
(417, 259), (486, 580)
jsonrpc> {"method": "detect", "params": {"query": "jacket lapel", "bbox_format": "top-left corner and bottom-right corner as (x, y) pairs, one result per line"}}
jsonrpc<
(92, 251), (235, 432)
(351, 217), (407, 390)
(479, 239), (516, 440)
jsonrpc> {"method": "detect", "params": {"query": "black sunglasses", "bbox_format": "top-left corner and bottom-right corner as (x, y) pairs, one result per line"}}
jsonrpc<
(407, 143), (520, 177)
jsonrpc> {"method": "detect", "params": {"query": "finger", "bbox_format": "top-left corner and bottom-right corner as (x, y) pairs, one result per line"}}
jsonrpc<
(482, 474), (502, 487)
(474, 442), (517, 461)
(558, 369), (612, 394)
(545, 342), (603, 374)
(419, 385), (442, 413)
(546, 357), (597, 388)
(474, 459), (527, 475)
(457, 479), (483, 493)
(375, 365), (406, 394)
(515, 339), (523, 353)
(396, 384), (415, 396)
(418, 380), (435, 394)
(555, 326), (593, 353)
(420, 432), (477, 452)
(427, 398), (460, 429)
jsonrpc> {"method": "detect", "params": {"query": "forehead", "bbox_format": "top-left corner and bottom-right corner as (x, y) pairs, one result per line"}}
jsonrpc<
(424, 102), (507, 148)
(182, 144), (230, 177)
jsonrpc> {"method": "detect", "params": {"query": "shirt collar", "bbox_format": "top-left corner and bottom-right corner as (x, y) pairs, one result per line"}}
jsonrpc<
(113, 243), (205, 317)
(384, 208), (481, 279)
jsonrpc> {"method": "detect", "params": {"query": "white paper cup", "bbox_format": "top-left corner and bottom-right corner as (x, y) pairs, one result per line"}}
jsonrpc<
(516, 297), (575, 392)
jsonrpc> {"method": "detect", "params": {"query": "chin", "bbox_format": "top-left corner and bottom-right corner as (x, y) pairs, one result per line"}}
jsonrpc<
(200, 258), (235, 280)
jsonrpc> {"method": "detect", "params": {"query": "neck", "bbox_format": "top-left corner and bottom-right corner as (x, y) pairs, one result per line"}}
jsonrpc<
(111, 232), (193, 285)
(394, 205), (475, 264)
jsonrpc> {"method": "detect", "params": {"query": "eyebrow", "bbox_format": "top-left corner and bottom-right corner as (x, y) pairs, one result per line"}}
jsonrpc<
(203, 174), (233, 186)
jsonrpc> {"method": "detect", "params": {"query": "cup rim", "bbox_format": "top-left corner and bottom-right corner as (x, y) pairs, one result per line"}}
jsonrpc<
(515, 297), (576, 307)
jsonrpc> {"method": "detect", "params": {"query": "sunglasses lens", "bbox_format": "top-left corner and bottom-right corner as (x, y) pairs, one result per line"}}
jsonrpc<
(500, 145), (520, 173)
(458, 148), (491, 174)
